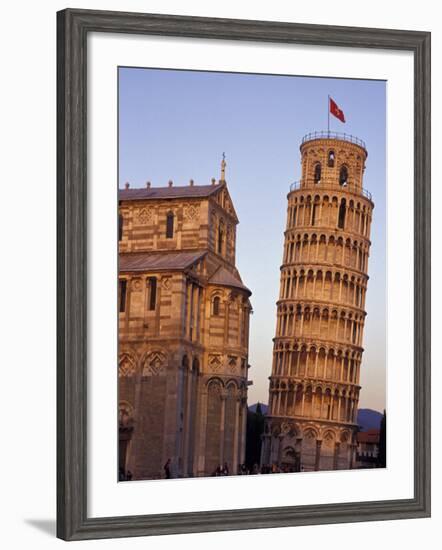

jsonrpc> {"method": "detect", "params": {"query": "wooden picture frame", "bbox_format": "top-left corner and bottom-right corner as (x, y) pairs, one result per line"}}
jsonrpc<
(57, 8), (431, 541)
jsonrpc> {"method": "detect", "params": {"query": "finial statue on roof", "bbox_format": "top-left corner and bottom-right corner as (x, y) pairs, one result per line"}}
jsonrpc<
(220, 152), (226, 182)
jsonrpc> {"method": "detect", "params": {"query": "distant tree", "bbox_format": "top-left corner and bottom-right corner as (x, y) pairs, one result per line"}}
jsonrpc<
(245, 402), (266, 469)
(378, 410), (386, 468)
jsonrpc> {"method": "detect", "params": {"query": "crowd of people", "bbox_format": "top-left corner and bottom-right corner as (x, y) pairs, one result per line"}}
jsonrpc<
(212, 462), (299, 476)
(119, 461), (298, 481)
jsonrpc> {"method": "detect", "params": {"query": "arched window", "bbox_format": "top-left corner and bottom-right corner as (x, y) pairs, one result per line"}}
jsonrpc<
(192, 357), (200, 374)
(311, 204), (318, 226)
(328, 150), (335, 167)
(218, 222), (224, 254)
(147, 277), (157, 310)
(314, 163), (321, 184)
(339, 165), (348, 186)
(118, 214), (123, 241)
(213, 296), (221, 316)
(338, 198), (346, 229)
(119, 279), (127, 313)
(166, 211), (174, 238)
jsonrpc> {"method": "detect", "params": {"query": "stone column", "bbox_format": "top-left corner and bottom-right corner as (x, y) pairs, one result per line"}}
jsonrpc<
(185, 282), (192, 338)
(314, 439), (322, 471)
(196, 387), (208, 476)
(295, 350), (301, 377)
(277, 434), (284, 468)
(323, 352), (328, 379)
(232, 396), (240, 474)
(333, 441), (341, 469)
(340, 356), (345, 381)
(295, 437), (303, 472)
(318, 201), (323, 227)
(239, 398), (247, 464)
(353, 399), (358, 423)
(182, 366), (193, 475)
(349, 442), (356, 469)
(219, 390), (227, 465)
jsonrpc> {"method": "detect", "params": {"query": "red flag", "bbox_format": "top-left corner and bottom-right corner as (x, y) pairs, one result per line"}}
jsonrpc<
(329, 97), (345, 123)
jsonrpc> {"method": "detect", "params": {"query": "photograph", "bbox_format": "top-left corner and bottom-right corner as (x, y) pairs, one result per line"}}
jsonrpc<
(0, 0), (434, 545)
(117, 67), (387, 481)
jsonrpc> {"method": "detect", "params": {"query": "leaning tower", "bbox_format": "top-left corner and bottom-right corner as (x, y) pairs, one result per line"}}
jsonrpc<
(261, 131), (374, 472)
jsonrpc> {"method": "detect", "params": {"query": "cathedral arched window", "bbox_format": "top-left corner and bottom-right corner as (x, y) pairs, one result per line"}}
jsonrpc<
(328, 150), (335, 167)
(218, 222), (224, 254)
(118, 214), (123, 241)
(314, 163), (321, 184)
(119, 279), (127, 313)
(147, 277), (157, 310)
(213, 296), (221, 316)
(338, 198), (347, 229)
(166, 211), (174, 238)
(339, 165), (348, 186)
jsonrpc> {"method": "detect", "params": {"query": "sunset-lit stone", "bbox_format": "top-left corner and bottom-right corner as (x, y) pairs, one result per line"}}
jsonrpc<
(261, 134), (374, 472)
(118, 165), (252, 480)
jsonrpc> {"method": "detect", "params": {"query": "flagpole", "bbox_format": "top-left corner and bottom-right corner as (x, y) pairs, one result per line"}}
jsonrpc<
(327, 95), (330, 135)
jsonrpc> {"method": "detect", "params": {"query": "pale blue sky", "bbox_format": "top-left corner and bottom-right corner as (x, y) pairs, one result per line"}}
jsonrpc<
(119, 67), (386, 412)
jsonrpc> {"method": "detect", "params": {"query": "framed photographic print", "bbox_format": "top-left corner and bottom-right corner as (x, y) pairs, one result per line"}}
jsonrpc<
(57, 8), (431, 541)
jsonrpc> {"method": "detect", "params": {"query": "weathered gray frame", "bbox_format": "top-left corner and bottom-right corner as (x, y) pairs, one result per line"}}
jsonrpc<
(57, 8), (431, 541)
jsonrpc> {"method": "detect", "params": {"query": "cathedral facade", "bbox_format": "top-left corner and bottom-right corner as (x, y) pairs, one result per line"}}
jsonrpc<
(118, 162), (252, 480)
(262, 133), (374, 472)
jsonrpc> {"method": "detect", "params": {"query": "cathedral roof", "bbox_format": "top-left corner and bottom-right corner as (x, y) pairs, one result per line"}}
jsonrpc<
(208, 266), (251, 295)
(119, 183), (224, 201)
(356, 430), (380, 444)
(119, 250), (206, 272)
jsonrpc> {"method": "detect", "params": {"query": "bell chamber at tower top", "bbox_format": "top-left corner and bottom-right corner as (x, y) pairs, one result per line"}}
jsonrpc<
(289, 133), (372, 202)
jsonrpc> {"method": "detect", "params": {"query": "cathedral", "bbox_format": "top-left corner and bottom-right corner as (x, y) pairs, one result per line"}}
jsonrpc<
(261, 133), (374, 472)
(118, 158), (252, 480)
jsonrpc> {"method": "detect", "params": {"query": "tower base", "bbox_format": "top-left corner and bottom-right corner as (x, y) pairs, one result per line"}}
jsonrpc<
(261, 417), (357, 473)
